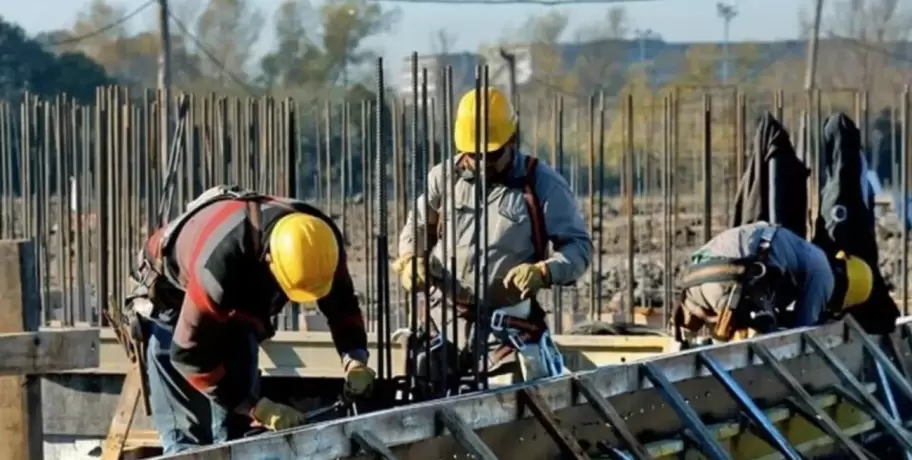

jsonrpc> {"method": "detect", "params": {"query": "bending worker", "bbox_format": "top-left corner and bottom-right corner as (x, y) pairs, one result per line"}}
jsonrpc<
(394, 88), (592, 382)
(127, 186), (375, 453)
(674, 221), (874, 342)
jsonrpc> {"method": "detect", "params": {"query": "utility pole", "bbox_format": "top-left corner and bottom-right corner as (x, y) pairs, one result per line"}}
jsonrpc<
(716, 2), (737, 85)
(798, 0), (824, 216)
(157, 0), (173, 176)
(803, 0), (824, 90)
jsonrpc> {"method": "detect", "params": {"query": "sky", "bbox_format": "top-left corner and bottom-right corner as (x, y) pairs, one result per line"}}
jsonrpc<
(6, 0), (810, 84)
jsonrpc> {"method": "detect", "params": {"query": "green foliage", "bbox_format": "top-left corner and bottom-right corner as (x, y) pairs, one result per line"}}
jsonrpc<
(258, 0), (400, 94)
(0, 15), (112, 103)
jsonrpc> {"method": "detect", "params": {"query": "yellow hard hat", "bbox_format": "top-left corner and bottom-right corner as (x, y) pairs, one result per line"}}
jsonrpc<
(268, 213), (339, 304)
(453, 88), (517, 153)
(836, 251), (873, 308)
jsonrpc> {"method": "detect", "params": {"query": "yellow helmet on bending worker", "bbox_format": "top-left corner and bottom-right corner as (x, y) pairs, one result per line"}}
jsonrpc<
(836, 251), (873, 309)
(454, 88), (517, 153)
(269, 213), (340, 304)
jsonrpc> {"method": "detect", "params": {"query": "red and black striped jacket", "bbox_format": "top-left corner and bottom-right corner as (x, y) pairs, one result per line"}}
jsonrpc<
(144, 197), (368, 414)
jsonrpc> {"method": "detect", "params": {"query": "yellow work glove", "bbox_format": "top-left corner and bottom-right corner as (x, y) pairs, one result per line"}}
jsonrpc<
(250, 397), (308, 431)
(343, 358), (377, 399)
(503, 262), (550, 299)
(392, 254), (426, 292)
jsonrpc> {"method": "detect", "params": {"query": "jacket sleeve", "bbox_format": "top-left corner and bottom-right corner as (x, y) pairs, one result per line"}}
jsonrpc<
(170, 294), (260, 416)
(317, 231), (370, 365)
(536, 164), (593, 286)
(398, 163), (444, 258)
(792, 239), (835, 327)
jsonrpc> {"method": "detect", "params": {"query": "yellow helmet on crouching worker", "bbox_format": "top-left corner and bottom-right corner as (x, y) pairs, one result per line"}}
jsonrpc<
(268, 213), (339, 304)
(454, 88), (517, 153)
(836, 251), (873, 309)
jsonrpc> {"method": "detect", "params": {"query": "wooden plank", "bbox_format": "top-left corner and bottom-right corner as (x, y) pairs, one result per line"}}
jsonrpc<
(100, 367), (144, 460)
(160, 319), (864, 460)
(0, 240), (43, 460)
(0, 329), (100, 375)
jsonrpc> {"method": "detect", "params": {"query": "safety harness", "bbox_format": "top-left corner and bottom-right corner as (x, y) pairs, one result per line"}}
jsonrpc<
(132, 186), (293, 313)
(673, 226), (794, 343)
(434, 155), (561, 377)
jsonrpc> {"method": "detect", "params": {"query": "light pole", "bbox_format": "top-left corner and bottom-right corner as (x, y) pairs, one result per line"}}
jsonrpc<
(716, 2), (738, 84)
(634, 28), (654, 64)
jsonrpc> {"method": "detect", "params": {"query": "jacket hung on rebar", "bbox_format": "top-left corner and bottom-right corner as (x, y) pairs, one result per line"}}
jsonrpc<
(125, 185), (374, 454)
(395, 88), (592, 383)
(730, 112), (809, 237)
(812, 112), (898, 334)
(676, 222), (834, 342)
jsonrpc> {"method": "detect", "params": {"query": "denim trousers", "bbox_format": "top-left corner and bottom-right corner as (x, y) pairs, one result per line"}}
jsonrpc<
(145, 321), (253, 454)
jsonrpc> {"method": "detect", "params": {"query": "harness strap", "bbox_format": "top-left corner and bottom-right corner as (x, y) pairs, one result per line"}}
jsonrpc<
(244, 201), (263, 257)
(521, 156), (548, 262)
(145, 192), (294, 290)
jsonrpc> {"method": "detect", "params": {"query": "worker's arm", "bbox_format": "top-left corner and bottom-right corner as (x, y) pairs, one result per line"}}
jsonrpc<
(535, 164), (593, 286)
(792, 241), (836, 327)
(316, 233), (369, 364)
(398, 163), (445, 258)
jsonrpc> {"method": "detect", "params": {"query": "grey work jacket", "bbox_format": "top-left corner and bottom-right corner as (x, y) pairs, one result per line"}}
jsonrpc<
(398, 153), (592, 307)
(683, 222), (834, 327)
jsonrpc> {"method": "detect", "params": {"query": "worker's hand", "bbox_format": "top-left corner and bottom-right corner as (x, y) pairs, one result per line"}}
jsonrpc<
(250, 397), (308, 431)
(392, 254), (426, 292)
(503, 262), (550, 299)
(342, 358), (376, 400)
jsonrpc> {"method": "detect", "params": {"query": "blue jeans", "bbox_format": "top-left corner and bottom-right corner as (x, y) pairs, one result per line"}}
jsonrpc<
(146, 321), (252, 454)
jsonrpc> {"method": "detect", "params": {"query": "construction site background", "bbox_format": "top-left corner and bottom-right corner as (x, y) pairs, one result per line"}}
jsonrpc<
(2, 0), (912, 334)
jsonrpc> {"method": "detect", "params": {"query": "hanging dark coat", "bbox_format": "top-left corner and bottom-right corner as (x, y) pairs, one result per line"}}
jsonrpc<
(730, 112), (809, 238)
(813, 112), (898, 334)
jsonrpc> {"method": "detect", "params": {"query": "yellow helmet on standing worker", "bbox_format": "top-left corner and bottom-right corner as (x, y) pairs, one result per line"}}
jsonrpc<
(836, 251), (873, 308)
(454, 88), (517, 153)
(268, 213), (339, 304)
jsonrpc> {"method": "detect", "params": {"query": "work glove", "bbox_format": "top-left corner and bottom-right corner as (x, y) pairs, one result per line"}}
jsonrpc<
(342, 358), (377, 400)
(392, 254), (426, 292)
(503, 262), (550, 299)
(250, 397), (308, 431)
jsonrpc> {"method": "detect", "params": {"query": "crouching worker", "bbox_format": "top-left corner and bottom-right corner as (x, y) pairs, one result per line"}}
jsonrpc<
(673, 221), (874, 343)
(126, 186), (375, 454)
(393, 88), (592, 384)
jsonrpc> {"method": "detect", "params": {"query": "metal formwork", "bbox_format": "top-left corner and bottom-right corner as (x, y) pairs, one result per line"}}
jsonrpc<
(159, 315), (912, 459)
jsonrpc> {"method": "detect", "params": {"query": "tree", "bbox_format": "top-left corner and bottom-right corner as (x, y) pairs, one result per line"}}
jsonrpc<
(0, 16), (112, 103)
(194, 0), (264, 88)
(258, 0), (400, 95)
(572, 6), (631, 94)
(812, 0), (912, 98)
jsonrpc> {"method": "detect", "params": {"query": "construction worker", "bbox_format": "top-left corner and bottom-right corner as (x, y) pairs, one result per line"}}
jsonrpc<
(674, 221), (874, 342)
(127, 186), (375, 454)
(393, 88), (592, 384)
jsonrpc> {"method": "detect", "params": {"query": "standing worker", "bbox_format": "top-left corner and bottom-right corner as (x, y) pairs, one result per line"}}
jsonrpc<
(394, 88), (592, 383)
(126, 186), (376, 454)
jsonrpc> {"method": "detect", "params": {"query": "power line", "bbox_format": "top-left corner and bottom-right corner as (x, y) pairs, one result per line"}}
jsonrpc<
(46, 0), (156, 46)
(166, 11), (257, 95)
(368, 0), (656, 4)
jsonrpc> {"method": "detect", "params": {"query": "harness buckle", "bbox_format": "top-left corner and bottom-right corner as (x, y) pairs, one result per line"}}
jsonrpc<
(428, 334), (444, 352)
(538, 332), (565, 377)
(507, 333), (525, 351)
(490, 310), (506, 332)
